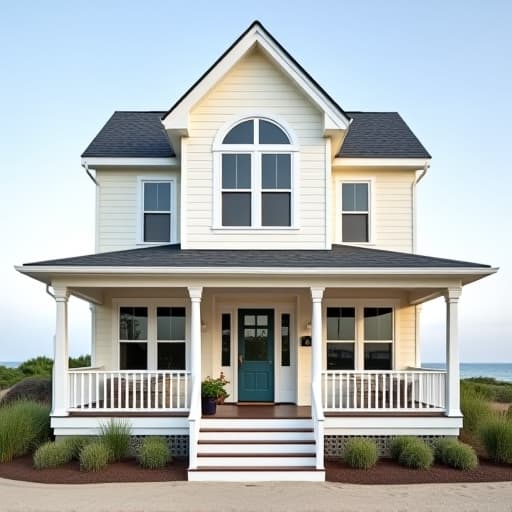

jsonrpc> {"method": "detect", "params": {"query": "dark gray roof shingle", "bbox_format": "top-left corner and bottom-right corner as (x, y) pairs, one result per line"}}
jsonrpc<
(24, 244), (489, 269)
(338, 112), (431, 158)
(81, 111), (430, 160)
(81, 111), (174, 158)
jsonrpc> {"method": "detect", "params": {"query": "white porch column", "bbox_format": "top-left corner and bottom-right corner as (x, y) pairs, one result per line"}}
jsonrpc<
(445, 287), (462, 417)
(52, 286), (69, 416)
(310, 287), (325, 393)
(188, 287), (203, 387)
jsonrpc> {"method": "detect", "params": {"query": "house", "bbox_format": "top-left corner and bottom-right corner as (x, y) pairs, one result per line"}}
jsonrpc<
(16, 21), (497, 482)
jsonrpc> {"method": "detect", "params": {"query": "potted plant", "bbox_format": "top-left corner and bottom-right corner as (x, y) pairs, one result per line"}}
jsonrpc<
(201, 375), (228, 415)
(216, 372), (230, 405)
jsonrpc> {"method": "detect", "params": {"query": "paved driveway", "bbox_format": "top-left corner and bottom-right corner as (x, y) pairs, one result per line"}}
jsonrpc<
(1, 478), (512, 512)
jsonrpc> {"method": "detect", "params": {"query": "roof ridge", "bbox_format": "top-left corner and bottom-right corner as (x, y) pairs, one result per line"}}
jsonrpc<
(346, 111), (400, 114)
(113, 110), (167, 113)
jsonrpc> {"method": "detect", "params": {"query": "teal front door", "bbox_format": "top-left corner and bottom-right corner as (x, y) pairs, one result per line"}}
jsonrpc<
(238, 309), (274, 402)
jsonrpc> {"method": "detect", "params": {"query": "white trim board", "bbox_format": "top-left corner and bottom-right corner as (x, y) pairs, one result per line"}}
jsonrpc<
(82, 157), (179, 168)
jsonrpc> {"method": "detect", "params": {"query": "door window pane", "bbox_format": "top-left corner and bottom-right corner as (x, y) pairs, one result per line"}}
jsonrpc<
(245, 336), (267, 361)
(222, 192), (251, 226)
(157, 307), (186, 340)
(342, 214), (368, 242)
(222, 154), (251, 189)
(262, 192), (290, 226)
(342, 183), (368, 211)
(120, 342), (147, 370)
(119, 307), (148, 340)
(327, 307), (355, 340)
(223, 120), (254, 144)
(281, 313), (290, 367)
(364, 343), (392, 370)
(144, 182), (171, 211)
(158, 342), (186, 370)
(144, 213), (171, 242)
(327, 342), (354, 370)
(364, 308), (393, 340)
(259, 120), (290, 144)
(262, 154), (291, 189)
(221, 314), (231, 367)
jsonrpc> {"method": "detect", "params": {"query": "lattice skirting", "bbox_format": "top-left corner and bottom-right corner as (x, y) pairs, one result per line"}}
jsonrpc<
(129, 435), (189, 458)
(324, 435), (455, 457)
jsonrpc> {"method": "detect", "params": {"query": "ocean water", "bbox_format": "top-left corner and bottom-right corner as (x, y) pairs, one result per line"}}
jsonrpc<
(424, 363), (512, 383)
(0, 362), (21, 369)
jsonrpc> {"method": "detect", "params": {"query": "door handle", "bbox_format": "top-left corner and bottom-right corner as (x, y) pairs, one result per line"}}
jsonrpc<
(239, 355), (244, 366)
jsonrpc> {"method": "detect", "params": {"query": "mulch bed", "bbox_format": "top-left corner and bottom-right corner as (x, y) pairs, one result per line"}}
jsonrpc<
(326, 458), (512, 484)
(0, 455), (187, 484)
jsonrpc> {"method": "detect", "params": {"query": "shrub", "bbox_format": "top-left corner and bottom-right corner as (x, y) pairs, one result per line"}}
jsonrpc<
(460, 384), (493, 434)
(137, 437), (170, 469)
(390, 437), (415, 461)
(494, 386), (512, 403)
(69, 355), (91, 368)
(343, 438), (378, 469)
(479, 417), (512, 464)
(0, 377), (52, 407)
(62, 436), (92, 460)
(33, 441), (73, 469)
(435, 439), (478, 471)
(0, 367), (22, 390)
(18, 357), (53, 378)
(79, 442), (111, 472)
(0, 401), (50, 462)
(507, 405), (512, 420)
(99, 419), (131, 461)
(397, 438), (434, 470)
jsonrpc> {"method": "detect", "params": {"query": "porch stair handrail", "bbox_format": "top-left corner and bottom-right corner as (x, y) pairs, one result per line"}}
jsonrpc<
(311, 383), (325, 470)
(188, 375), (201, 470)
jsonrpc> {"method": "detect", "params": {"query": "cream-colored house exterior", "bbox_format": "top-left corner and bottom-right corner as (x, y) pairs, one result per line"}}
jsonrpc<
(17, 22), (496, 482)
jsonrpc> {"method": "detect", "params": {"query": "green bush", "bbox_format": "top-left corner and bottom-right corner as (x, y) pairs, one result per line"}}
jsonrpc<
(79, 442), (111, 472)
(99, 419), (131, 461)
(62, 436), (92, 460)
(507, 405), (512, 420)
(33, 441), (73, 469)
(0, 401), (50, 462)
(494, 386), (512, 403)
(479, 417), (512, 464)
(69, 355), (91, 368)
(462, 378), (512, 404)
(0, 367), (22, 390)
(435, 439), (478, 471)
(390, 437), (415, 461)
(460, 384), (493, 434)
(343, 438), (378, 469)
(137, 437), (170, 469)
(397, 438), (434, 470)
(18, 357), (53, 378)
(0, 377), (51, 407)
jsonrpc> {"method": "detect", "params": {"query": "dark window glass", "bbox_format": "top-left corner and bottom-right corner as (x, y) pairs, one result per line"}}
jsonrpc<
(119, 307), (148, 340)
(342, 214), (368, 242)
(144, 213), (171, 242)
(157, 307), (186, 340)
(326, 307), (355, 340)
(327, 342), (355, 370)
(342, 183), (368, 212)
(364, 343), (392, 370)
(364, 307), (393, 340)
(262, 192), (290, 226)
(222, 192), (251, 226)
(144, 182), (171, 211)
(222, 120), (254, 144)
(243, 313), (270, 362)
(221, 314), (231, 367)
(259, 120), (290, 144)
(222, 154), (251, 189)
(281, 313), (290, 366)
(262, 154), (291, 189)
(157, 343), (186, 370)
(120, 342), (147, 370)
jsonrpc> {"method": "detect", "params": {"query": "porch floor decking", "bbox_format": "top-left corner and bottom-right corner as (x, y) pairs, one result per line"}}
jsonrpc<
(205, 404), (312, 419)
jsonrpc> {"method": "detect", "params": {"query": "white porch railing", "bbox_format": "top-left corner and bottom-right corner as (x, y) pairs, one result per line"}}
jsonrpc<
(67, 370), (191, 412)
(311, 383), (325, 470)
(322, 370), (446, 412)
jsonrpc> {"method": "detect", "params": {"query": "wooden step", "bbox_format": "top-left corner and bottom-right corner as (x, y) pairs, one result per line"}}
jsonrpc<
(188, 468), (325, 482)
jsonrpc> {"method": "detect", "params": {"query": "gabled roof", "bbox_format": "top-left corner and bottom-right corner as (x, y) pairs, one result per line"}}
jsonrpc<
(23, 244), (490, 269)
(80, 111), (430, 160)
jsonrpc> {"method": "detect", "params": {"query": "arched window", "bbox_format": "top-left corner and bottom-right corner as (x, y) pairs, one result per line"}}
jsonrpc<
(214, 118), (297, 228)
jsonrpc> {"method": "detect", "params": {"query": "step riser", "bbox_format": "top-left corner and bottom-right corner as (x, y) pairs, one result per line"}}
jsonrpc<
(188, 470), (325, 482)
(197, 456), (316, 467)
(198, 444), (315, 454)
(199, 431), (314, 442)
(200, 419), (313, 429)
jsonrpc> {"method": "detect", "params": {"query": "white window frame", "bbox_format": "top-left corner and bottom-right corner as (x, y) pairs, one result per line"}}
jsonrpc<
(137, 177), (177, 245)
(212, 116), (300, 230)
(339, 179), (374, 245)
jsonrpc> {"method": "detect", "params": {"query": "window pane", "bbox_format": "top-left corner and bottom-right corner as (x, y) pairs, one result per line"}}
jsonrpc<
(342, 183), (368, 212)
(259, 120), (290, 144)
(158, 342), (186, 370)
(120, 342), (147, 370)
(144, 213), (171, 242)
(326, 307), (355, 340)
(262, 192), (290, 226)
(223, 120), (254, 144)
(281, 313), (290, 367)
(221, 314), (231, 367)
(364, 307), (393, 340)
(119, 307), (147, 340)
(157, 307), (186, 340)
(342, 214), (368, 242)
(222, 154), (236, 188)
(262, 154), (291, 189)
(222, 154), (251, 189)
(364, 343), (392, 370)
(327, 342), (354, 370)
(355, 183), (368, 211)
(222, 192), (251, 226)
(144, 182), (170, 211)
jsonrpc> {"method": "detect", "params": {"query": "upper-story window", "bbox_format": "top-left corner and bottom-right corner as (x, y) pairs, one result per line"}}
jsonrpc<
(139, 179), (175, 243)
(214, 118), (297, 229)
(341, 182), (370, 243)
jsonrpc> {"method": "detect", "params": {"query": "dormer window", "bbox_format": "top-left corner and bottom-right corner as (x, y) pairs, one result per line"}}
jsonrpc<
(213, 117), (297, 229)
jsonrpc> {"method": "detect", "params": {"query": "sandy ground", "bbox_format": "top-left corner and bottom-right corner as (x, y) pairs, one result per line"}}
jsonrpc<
(1, 478), (512, 512)
(0, 388), (8, 400)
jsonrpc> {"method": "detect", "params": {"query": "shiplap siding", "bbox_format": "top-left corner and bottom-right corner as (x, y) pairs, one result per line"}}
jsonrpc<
(184, 48), (327, 249)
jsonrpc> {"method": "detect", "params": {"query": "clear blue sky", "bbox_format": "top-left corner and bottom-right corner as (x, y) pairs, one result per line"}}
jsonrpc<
(1, 0), (510, 362)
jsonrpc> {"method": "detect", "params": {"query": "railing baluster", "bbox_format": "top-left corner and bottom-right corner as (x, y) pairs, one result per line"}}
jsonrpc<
(177, 372), (181, 409)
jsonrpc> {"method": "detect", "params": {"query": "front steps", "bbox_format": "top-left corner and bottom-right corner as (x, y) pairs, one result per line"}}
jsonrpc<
(188, 418), (325, 482)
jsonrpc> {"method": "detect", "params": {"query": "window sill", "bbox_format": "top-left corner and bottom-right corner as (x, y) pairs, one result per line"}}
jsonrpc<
(339, 241), (376, 247)
(211, 227), (300, 232)
(136, 241), (175, 246)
